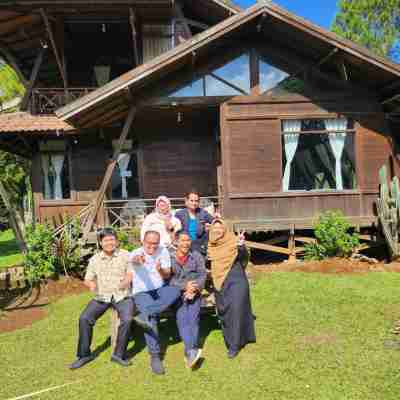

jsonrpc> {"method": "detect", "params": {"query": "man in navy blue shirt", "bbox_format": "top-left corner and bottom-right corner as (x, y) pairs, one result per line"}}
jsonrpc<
(175, 191), (214, 256)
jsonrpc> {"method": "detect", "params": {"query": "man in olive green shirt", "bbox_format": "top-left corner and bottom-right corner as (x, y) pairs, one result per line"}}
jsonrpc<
(70, 228), (137, 369)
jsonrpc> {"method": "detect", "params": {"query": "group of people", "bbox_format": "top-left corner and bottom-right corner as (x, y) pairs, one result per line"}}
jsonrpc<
(69, 191), (256, 375)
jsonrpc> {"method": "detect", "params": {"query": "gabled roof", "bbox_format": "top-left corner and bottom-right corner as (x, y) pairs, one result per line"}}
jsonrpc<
(56, 2), (400, 127)
(0, 0), (238, 87)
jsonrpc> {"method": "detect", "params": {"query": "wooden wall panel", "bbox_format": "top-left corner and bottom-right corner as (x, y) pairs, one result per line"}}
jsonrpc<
(226, 119), (282, 194)
(357, 115), (392, 191)
(137, 109), (218, 198)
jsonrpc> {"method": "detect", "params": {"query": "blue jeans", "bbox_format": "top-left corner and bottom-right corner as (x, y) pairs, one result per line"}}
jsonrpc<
(176, 296), (201, 354)
(134, 285), (181, 355)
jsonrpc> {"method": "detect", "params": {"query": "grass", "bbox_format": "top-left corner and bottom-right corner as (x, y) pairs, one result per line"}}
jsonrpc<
(0, 229), (23, 270)
(2, 272), (400, 400)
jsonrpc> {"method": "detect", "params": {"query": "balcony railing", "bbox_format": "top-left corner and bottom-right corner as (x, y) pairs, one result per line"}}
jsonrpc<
(30, 87), (96, 115)
(103, 196), (220, 229)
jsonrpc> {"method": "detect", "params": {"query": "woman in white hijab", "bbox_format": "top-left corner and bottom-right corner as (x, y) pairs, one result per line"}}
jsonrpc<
(140, 195), (182, 248)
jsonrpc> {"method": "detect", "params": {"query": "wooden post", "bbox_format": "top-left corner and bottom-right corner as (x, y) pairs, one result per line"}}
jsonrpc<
(40, 9), (67, 89)
(110, 308), (120, 352)
(250, 48), (260, 95)
(20, 46), (46, 111)
(288, 227), (296, 263)
(82, 107), (136, 240)
(129, 8), (139, 67)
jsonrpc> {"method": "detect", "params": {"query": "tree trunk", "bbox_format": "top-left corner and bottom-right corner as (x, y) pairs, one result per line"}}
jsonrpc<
(0, 180), (27, 254)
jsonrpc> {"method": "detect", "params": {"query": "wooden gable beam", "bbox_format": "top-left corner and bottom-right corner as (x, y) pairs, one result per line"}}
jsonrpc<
(0, 42), (29, 87)
(129, 8), (139, 67)
(40, 8), (67, 88)
(82, 106), (136, 240)
(20, 44), (46, 110)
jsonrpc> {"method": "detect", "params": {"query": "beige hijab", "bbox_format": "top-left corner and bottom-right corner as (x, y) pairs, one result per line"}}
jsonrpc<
(208, 219), (238, 291)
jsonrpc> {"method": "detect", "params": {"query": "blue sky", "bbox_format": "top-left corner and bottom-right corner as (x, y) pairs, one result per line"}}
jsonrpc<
(234, 0), (339, 29)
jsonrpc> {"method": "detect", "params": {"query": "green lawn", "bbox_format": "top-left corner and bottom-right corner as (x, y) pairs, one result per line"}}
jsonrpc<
(2, 272), (400, 400)
(0, 229), (23, 269)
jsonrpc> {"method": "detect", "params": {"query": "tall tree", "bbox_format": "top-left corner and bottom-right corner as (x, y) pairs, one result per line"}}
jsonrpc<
(332, 0), (400, 60)
(0, 60), (24, 103)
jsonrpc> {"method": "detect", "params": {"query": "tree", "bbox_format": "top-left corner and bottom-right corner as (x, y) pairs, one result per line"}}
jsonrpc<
(332, 0), (400, 60)
(0, 60), (24, 104)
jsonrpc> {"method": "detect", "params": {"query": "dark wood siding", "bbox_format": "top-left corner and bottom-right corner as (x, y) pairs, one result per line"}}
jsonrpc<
(137, 109), (218, 198)
(220, 92), (392, 226)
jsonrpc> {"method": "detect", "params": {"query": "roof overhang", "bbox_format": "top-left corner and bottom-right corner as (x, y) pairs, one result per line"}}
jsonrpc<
(55, 2), (400, 127)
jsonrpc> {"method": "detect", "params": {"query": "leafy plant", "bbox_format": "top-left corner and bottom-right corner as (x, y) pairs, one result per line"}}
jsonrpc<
(57, 216), (83, 276)
(117, 227), (141, 252)
(304, 210), (359, 260)
(24, 223), (57, 283)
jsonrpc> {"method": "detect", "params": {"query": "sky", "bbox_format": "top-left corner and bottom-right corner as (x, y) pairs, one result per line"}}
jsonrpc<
(233, 0), (339, 29)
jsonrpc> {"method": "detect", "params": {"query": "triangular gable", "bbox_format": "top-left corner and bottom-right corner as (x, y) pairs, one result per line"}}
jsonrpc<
(56, 2), (400, 126)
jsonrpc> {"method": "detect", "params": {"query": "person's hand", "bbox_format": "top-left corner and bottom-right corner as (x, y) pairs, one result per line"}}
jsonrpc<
(131, 254), (145, 265)
(164, 219), (173, 231)
(238, 230), (246, 246)
(185, 280), (199, 293)
(155, 260), (163, 276)
(88, 281), (97, 292)
(205, 223), (211, 232)
(119, 276), (132, 290)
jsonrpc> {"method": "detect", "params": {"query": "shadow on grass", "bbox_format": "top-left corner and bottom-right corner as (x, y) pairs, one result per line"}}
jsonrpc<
(125, 312), (221, 362)
(0, 238), (22, 258)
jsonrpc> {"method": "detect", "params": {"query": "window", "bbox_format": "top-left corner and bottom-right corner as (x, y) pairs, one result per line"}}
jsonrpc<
(169, 53), (250, 97)
(142, 24), (173, 63)
(282, 118), (356, 191)
(41, 153), (71, 200)
(111, 150), (140, 199)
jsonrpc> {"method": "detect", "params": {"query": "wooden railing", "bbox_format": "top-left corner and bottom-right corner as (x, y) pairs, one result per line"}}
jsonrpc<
(30, 87), (96, 115)
(103, 197), (220, 229)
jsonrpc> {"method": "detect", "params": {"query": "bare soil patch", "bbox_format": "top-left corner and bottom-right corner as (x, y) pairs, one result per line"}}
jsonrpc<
(0, 277), (86, 333)
(249, 257), (400, 275)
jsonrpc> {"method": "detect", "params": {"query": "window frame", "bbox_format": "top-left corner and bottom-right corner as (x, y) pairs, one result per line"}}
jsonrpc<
(280, 118), (358, 193)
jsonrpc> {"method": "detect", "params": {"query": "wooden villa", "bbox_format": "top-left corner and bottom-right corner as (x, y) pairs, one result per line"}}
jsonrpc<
(1, 1), (400, 255)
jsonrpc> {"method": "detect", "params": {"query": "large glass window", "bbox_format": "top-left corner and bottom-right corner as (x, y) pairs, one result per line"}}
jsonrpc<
(170, 53), (251, 97)
(259, 59), (289, 93)
(282, 119), (356, 191)
(41, 153), (71, 200)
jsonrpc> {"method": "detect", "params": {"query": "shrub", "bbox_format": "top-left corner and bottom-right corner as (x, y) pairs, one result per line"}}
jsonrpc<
(57, 216), (83, 276)
(117, 227), (141, 252)
(304, 210), (359, 261)
(24, 223), (57, 283)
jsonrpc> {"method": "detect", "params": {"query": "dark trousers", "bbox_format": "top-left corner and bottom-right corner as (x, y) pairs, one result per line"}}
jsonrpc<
(77, 298), (134, 359)
(134, 285), (181, 355)
(176, 296), (201, 353)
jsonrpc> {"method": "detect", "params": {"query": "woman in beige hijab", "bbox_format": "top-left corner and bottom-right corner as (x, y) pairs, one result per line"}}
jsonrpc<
(208, 219), (255, 358)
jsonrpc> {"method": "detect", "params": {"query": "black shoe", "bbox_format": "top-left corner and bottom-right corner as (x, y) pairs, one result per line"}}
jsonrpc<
(150, 355), (165, 375)
(227, 349), (239, 359)
(69, 354), (95, 370)
(133, 314), (152, 331)
(111, 355), (132, 367)
(185, 348), (202, 369)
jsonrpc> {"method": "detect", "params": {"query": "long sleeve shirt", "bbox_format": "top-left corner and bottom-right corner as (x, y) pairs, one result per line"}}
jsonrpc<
(169, 250), (208, 292)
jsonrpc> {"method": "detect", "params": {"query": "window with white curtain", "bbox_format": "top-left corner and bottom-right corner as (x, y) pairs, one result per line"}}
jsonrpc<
(111, 150), (140, 199)
(281, 118), (356, 191)
(41, 152), (71, 200)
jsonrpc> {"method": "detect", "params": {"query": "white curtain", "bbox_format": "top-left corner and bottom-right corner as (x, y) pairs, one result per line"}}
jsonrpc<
(51, 154), (65, 200)
(142, 25), (173, 63)
(117, 153), (131, 199)
(325, 118), (347, 190)
(41, 154), (52, 199)
(282, 120), (301, 191)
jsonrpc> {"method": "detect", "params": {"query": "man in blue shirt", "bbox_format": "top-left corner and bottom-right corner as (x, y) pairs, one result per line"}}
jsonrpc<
(175, 191), (214, 256)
